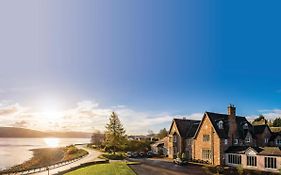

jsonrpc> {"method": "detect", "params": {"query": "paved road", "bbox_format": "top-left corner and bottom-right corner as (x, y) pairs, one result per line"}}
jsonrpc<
(128, 158), (207, 175)
(32, 145), (102, 175)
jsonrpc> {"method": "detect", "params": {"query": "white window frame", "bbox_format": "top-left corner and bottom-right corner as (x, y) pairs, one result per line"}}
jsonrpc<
(245, 137), (251, 143)
(202, 149), (211, 160)
(228, 154), (241, 165)
(247, 156), (257, 167)
(173, 135), (177, 142)
(275, 139), (281, 145)
(265, 157), (277, 169)
(265, 138), (269, 144)
(224, 139), (228, 145)
(243, 123), (248, 129)
(218, 121), (223, 129)
(234, 139), (239, 145)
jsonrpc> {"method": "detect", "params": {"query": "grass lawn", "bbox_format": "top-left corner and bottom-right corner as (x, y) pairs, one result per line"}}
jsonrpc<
(65, 162), (136, 175)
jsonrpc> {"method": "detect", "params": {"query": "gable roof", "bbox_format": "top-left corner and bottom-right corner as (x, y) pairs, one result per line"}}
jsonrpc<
(253, 125), (270, 135)
(207, 112), (253, 139)
(225, 146), (263, 154)
(226, 146), (281, 156)
(169, 118), (200, 138)
(194, 112), (254, 139)
(270, 127), (281, 133)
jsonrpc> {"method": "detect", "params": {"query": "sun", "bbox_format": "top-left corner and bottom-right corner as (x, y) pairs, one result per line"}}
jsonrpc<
(39, 99), (62, 121)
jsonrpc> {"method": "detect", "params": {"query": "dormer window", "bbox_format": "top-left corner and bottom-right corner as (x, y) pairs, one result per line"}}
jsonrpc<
(243, 123), (249, 129)
(218, 120), (224, 129)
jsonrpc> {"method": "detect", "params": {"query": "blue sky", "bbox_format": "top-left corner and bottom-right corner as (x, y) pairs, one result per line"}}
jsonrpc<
(0, 1), (281, 134)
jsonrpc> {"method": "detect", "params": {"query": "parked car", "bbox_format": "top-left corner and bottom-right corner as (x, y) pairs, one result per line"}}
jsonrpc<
(146, 151), (154, 158)
(132, 152), (139, 158)
(173, 158), (187, 166)
(126, 151), (133, 158)
(139, 151), (145, 157)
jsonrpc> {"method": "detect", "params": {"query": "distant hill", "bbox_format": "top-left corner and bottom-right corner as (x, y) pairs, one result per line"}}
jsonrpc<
(0, 127), (92, 138)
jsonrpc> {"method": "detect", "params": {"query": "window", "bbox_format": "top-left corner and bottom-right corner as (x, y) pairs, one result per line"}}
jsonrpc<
(224, 139), (228, 145)
(247, 156), (257, 167)
(228, 154), (241, 164)
(243, 123), (249, 129)
(186, 139), (191, 145)
(265, 157), (276, 169)
(202, 149), (211, 160)
(234, 139), (239, 145)
(203, 135), (210, 142)
(218, 121), (223, 129)
(275, 139), (281, 145)
(173, 135), (177, 142)
(173, 147), (177, 155)
(245, 137), (251, 143)
(265, 138), (269, 144)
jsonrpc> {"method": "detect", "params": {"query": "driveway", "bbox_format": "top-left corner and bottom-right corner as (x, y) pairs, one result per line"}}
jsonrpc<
(31, 145), (103, 175)
(128, 158), (207, 175)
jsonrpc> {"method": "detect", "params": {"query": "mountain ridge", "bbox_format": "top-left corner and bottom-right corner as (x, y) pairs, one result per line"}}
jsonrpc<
(0, 127), (92, 138)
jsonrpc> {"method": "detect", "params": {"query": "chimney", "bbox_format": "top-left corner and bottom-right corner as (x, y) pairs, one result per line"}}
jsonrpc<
(227, 104), (237, 142)
(228, 104), (236, 116)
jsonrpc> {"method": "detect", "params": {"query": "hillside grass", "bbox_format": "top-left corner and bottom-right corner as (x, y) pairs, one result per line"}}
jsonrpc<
(65, 162), (136, 175)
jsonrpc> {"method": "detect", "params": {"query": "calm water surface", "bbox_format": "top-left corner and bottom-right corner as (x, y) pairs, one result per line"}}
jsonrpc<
(0, 138), (90, 170)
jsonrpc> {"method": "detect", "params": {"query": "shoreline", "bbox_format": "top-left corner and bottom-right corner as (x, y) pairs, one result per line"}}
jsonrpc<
(0, 145), (88, 174)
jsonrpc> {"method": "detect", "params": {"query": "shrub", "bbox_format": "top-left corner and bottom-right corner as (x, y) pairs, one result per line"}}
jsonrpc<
(176, 152), (181, 159)
(181, 153), (187, 161)
(100, 152), (125, 160)
(236, 165), (244, 175)
(66, 146), (78, 154)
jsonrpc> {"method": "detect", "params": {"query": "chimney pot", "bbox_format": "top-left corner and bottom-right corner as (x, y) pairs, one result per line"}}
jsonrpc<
(228, 104), (236, 116)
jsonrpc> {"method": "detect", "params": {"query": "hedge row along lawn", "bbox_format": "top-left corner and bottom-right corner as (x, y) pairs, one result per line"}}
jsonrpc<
(65, 162), (136, 175)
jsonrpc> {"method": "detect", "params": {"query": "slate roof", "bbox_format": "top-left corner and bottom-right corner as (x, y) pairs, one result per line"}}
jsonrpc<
(171, 119), (200, 138)
(253, 125), (267, 134)
(225, 146), (281, 156)
(269, 132), (281, 142)
(206, 112), (253, 139)
(225, 146), (262, 154)
(270, 127), (281, 133)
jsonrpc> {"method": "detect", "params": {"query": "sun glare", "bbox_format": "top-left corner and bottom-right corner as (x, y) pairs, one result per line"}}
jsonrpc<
(39, 99), (62, 121)
(44, 138), (60, 147)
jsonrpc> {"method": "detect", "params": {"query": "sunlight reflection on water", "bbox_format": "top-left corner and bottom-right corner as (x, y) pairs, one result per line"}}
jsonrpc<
(43, 138), (60, 147)
(0, 138), (90, 170)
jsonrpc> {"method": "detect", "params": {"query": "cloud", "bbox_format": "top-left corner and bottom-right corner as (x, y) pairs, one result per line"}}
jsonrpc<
(10, 120), (28, 128)
(0, 100), (204, 134)
(0, 103), (26, 116)
(247, 109), (281, 121)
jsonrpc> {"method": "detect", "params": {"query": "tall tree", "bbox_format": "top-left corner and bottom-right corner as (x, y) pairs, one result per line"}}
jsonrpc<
(273, 117), (281, 127)
(91, 130), (104, 146)
(104, 112), (126, 154)
(157, 128), (168, 139)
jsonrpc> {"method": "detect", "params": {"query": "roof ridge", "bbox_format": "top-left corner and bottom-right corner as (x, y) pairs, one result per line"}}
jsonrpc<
(206, 111), (245, 118)
(173, 118), (201, 121)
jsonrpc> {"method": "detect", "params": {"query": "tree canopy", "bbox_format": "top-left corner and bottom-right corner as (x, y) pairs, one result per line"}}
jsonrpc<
(157, 128), (168, 139)
(252, 115), (268, 125)
(104, 112), (126, 154)
(273, 117), (281, 127)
